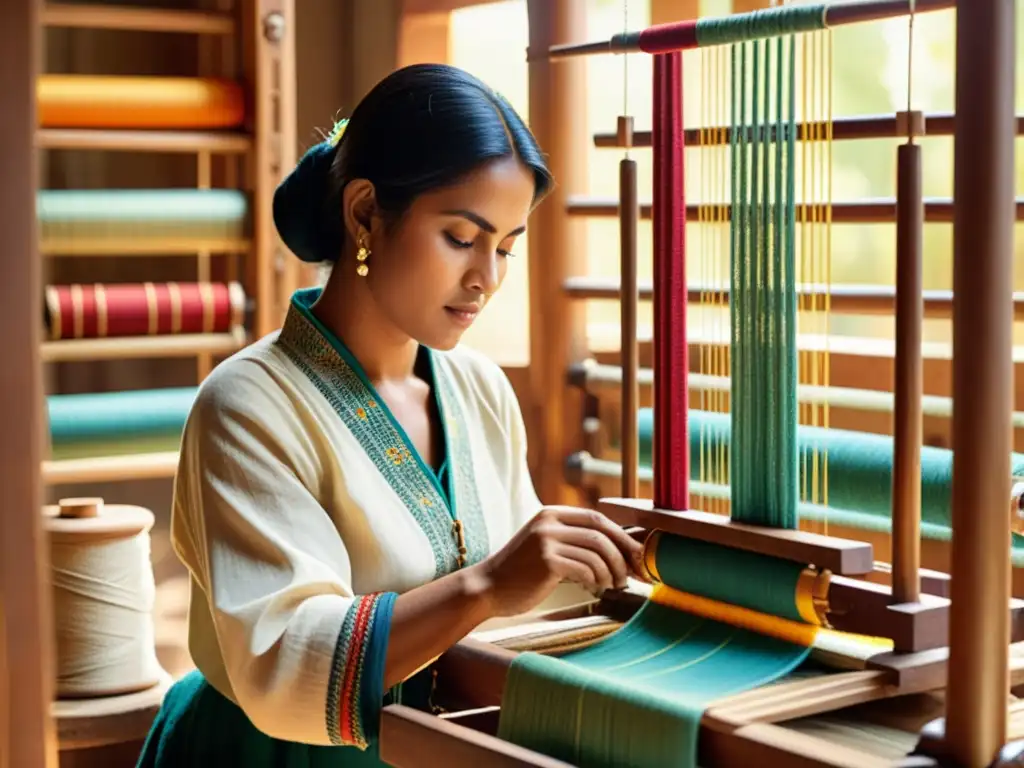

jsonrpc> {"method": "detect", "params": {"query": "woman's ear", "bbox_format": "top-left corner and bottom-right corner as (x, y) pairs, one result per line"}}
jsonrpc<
(341, 178), (377, 247)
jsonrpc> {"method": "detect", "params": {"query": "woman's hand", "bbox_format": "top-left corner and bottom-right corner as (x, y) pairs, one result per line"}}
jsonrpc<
(469, 505), (645, 618)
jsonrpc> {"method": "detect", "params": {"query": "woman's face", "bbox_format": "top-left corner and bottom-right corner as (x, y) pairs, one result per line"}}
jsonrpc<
(354, 156), (536, 351)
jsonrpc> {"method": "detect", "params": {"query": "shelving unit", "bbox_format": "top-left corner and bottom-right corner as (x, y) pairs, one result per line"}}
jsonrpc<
(38, 0), (300, 488)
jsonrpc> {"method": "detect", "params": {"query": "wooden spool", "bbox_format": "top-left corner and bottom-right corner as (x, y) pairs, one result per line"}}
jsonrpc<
(43, 497), (171, 766)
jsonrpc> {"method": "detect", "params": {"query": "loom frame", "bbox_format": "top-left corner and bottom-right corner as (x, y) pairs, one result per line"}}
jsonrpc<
(379, 1), (1024, 766)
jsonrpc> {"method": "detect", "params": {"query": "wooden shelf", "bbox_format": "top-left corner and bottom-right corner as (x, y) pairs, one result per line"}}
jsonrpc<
(42, 237), (251, 257)
(37, 128), (251, 154)
(42, 329), (247, 362)
(42, 4), (235, 35)
(42, 451), (179, 486)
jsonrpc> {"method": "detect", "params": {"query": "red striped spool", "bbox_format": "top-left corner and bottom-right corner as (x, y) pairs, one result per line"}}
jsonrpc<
(44, 282), (245, 341)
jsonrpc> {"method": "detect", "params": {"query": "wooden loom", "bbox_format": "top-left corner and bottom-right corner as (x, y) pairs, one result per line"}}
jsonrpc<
(378, 1), (1024, 766)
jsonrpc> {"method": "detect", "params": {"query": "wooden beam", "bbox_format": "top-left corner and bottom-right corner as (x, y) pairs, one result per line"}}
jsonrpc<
(397, 10), (450, 66)
(0, 0), (57, 766)
(942, 0), (1016, 763)
(650, 0), (699, 25)
(401, 0), (495, 13)
(347, 0), (402, 102)
(525, 0), (588, 504)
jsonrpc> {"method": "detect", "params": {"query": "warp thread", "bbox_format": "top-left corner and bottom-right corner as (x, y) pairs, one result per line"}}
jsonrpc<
(48, 501), (164, 699)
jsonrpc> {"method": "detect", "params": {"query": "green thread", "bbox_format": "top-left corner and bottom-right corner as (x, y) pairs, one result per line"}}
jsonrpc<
(729, 37), (800, 529)
(695, 4), (827, 47)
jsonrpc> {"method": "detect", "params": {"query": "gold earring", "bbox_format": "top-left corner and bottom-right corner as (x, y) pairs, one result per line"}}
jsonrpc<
(356, 238), (370, 277)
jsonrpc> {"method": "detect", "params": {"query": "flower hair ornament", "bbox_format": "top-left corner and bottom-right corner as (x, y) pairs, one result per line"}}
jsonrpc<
(327, 118), (349, 147)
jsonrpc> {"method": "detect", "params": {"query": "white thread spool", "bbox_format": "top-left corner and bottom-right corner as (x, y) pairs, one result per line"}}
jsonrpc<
(44, 497), (165, 699)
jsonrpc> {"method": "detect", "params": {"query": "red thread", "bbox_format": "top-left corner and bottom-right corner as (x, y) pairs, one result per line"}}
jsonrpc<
(639, 21), (698, 54)
(651, 52), (689, 511)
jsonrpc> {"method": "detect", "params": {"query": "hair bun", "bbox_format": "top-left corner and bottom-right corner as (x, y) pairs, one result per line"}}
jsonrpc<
(273, 140), (343, 264)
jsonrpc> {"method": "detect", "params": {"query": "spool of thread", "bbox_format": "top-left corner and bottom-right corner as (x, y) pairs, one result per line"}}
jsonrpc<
(44, 497), (165, 699)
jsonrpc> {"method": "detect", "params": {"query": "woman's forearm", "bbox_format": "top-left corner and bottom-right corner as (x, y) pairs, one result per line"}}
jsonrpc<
(383, 563), (495, 688)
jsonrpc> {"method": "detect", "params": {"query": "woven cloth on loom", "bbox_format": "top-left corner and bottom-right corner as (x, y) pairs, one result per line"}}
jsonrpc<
(44, 282), (245, 340)
(37, 75), (245, 129)
(498, 534), (834, 767)
(38, 189), (248, 246)
(47, 387), (196, 460)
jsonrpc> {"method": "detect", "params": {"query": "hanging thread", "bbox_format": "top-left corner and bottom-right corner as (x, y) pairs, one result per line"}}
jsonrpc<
(46, 498), (165, 699)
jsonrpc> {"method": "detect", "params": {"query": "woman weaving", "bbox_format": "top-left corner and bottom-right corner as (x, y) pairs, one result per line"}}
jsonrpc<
(138, 63), (642, 766)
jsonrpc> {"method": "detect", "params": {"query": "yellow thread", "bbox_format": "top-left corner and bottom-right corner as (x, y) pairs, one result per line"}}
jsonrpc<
(70, 284), (84, 339)
(94, 283), (108, 338)
(167, 282), (182, 334)
(648, 583), (819, 648)
(143, 282), (159, 335)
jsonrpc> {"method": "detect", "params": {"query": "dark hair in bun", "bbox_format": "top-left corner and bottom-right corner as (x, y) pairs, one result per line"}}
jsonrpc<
(273, 63), (554, 264)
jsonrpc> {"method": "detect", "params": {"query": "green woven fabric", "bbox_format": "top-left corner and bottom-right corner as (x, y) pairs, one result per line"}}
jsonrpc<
(498, 534), (814, 767)
(654, 531), (806, 622)
(37, 188), (248, 241)
(47, 387), (196, 448)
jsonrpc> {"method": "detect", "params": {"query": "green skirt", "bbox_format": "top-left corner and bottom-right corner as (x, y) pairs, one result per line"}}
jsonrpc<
(137, 670), (431, 767)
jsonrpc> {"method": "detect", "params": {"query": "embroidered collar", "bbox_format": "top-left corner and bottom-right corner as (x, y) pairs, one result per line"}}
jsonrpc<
(275, 288), (488, 576)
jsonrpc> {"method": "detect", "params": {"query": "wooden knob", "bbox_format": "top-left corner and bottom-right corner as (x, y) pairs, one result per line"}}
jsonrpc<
(57, 497), (104, 519)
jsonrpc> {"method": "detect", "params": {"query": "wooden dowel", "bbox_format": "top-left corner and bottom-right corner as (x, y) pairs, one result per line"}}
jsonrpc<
(41, 3), (235, 34)
(36, 128), (251, 154)
(891, 122), (924, 607)
(619, 116), (639, 499)
(42, 451), (180, 486)
(565, 196), (1024, 224)
(548, 0), (956, 58)
(944, 0), (1016, 763)
(569, 361), (1024, 428)
(561, 276), (1024, 320)
(593, 112), (1024, 148)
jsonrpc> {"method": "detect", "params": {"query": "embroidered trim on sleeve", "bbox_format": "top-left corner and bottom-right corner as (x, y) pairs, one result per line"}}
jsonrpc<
(325, 592), (397, 749)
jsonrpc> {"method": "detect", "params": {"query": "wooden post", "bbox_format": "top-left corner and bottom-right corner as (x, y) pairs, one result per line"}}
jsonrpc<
(242, 0), (300, 338)
(619, 116), (640, 499)
(945, 0), (1015, 763)
(526, 0), (587, 505)
(891, 110), (924, 608)
(0, 0), (58, 765)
